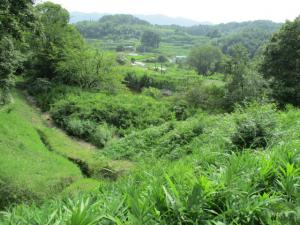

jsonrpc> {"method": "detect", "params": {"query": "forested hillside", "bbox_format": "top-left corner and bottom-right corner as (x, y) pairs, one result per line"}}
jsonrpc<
(0, 1), (299, 224)
(70, 12), (203, 26)
(76, 15), (280, 57)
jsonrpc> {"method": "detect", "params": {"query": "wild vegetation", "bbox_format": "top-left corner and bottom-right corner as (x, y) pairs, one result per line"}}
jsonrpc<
(76, 15), (280, 57)
(0, 1), (299, 224)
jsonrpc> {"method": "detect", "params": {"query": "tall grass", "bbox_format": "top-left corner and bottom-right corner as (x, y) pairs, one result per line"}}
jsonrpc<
(1, 94), (300, 224)
(0, 92), (82, 208)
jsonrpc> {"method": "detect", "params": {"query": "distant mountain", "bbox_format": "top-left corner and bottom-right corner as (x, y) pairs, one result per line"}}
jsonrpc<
(186, 20), (282, 36)
(70, 12), (107, 23)
(134, 14), (210, 26)
(70, 12), (210, 26)
(98, 14), (150, 25)
(75, 14), (281, 57)
(75, 15), (152, 40)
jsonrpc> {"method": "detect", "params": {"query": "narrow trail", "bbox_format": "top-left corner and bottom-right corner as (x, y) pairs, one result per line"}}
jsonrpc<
(22, 90), (134, 180)
(25, 93), (98, 151)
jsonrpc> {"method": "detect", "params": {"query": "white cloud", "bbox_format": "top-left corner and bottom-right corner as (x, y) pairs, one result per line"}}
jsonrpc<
(44, 0), (300, 23)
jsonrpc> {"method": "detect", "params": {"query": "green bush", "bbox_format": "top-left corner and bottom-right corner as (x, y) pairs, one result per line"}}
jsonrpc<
(123, 72), (153, 91)
(231, 103), (277, 150)
(123, 69), (177, 91)
(66, 118), (96, 140)
(90, 123), (113, 148)
(171, 99), (191, 120)
(104, 118), (204, 160)
(51, 92), (175, 143)
(142, 87), (162, 99)
(64, 119), (114, 148)
(116, 54), (128, 65)
(185, 83), (225, 112)
(27, 84), (81, 111)
(29, 78), (52, 94)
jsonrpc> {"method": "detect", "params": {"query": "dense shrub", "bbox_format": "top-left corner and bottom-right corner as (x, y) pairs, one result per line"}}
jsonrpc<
(171, 99), (191, 121)
(116, 54), (128, 65)
(51, 92), (175, 142)
(27, 84), (81, 111)
(66, 118), (96, 140)
(224, 67), (270, 111)
(90, 123), (114, 148)
(185, 83), (225, 112)
(56, 118), (114, 148)
(142, 87), (162, 99)
(29, 78), (52, 94)
(3, 94), (300, 224)
(224, 44), (270, 111)
(124, 72), (152, 91)
(231, 103), (277, 150)
(123, 70), (177, 91)
(104, 118), (204, 160)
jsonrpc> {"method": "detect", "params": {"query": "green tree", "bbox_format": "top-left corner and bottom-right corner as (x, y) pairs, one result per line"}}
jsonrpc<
(225, 44), (249, 76)
(225, 44), (268, 110)
(141, 31), (160, 49)
(261, 16), (300, 106)
(0, 0), (35, 39)
(56, 49), (119, 91)
(0, 37), (17, 104)
(0, 0), (35, 104)
(26, 2), (119, 92)
(157, 55), (168, 74)
(207, 29), (221, 38)
(29, 2), (84, 80)
(187, 44), (224, 75)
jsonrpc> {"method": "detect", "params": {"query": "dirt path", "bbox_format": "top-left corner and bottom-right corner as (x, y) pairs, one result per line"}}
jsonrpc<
(22, 90), (134, 179)
(25, 91), (98, 151)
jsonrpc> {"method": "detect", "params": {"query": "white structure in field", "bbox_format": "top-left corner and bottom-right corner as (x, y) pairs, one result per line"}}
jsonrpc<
(172, 55), (187, 63)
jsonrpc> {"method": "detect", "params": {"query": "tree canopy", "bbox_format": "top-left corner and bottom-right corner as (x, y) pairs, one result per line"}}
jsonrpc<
(140, 30), (161, 49)
(261, 16), (300, 106)
(76, 15), (151, 40)
(0, 0), (35, 104)
(187, 44), (224, 75)
(28, 2), (84, 80)
(225, 44), (268, 110)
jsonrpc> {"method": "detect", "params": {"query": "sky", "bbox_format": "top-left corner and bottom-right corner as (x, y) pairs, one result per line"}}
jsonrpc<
(44, 0), (300, 24)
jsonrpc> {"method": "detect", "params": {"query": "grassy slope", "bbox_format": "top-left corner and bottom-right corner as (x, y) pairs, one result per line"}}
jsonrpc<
(1, 103), (300, 224)
(21, 90), (116, 177)
(0, 90), (137, 209)
(0, 92), (83, 207)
